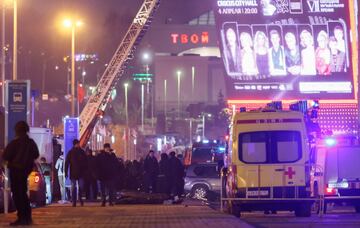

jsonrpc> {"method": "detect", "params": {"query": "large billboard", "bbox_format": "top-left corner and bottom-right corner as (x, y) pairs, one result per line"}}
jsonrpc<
(214, 0), (357, 100)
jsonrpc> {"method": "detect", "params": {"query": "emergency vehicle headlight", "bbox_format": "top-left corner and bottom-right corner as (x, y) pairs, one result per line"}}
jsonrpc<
(325, 138), (337, 147)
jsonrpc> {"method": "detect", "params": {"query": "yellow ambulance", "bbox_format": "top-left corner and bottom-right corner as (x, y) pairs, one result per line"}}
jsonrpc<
(223, 109), (313, 217)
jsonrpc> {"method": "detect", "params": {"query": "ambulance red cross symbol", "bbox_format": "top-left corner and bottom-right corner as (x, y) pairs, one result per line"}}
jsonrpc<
(284, 167), (296, 179)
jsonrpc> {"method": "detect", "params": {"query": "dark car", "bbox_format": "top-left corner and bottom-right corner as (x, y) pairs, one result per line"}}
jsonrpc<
(1, 163), (46, 213)
(184, 163), (221, 200)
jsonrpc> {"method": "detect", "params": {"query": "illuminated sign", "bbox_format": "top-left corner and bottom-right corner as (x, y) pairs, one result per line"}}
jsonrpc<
(171, 32), (210, 44)
(132, 73), (153, 81)
(214, 0), (357, 100)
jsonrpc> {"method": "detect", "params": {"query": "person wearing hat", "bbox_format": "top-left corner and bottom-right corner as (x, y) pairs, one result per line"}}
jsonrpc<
(65, 139), (87, 207)
(2, 121), (39, 226)
(97, 143), (119, 206)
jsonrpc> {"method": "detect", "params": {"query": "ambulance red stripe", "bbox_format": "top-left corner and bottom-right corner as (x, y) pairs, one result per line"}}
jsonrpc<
(236, 118), (302, 124)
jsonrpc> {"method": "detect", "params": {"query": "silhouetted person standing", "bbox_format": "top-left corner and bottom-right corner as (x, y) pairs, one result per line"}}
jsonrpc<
(97, 143), (118, 206)
(65, 139), (87, 207)
(144, 150), (159, 193)
(158, 153), (170, 195)
(169, 151), (185, 202)
(2, 121), (39, 226)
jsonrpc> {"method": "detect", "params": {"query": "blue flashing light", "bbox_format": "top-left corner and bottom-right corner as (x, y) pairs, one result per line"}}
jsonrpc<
(218, 147), (226, 152)
(325, 138), (337, 147)
(311, 100), (319, 109)
(202, 139), (209, 144)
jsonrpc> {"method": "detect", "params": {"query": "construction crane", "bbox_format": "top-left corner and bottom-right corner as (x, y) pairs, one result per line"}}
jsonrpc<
(79, 0), (160, 147)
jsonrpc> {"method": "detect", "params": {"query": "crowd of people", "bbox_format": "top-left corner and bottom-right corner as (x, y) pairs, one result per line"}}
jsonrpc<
(60, 140), (186, 208)
(1, 121), (186, 226)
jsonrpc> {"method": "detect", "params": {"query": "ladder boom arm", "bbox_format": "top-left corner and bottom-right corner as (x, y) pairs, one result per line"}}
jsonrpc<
(79, 0), (160, 147)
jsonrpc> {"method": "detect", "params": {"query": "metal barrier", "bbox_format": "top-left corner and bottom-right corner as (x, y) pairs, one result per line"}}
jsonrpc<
(220, 164), (326, 217)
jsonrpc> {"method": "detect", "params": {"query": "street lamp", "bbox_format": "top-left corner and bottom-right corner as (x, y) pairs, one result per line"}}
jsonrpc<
(202, 113), (212, 140)
(1, 1), (7, 105)
(177, 70), (181, 117)
(12, 0), (17, 80)
(124, 83), (129, 126)
(63, 18), (83, 116)
(141, 51), (154, 128)
(192, 66), (195, 97)
(141, 52), (150, 131)
(124, 82), (129, 160)
(164, 79), (167, 117)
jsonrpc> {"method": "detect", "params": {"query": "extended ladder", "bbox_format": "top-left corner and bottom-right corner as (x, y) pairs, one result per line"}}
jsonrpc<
(79, 0), (160, 147)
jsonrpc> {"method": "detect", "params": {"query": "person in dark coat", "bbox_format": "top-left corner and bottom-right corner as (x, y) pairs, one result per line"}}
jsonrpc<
(97, 143), (118, 206)
(65, 139), (87, 207)
(157, 153), (170, 195)
(2, 121), (39, 226)
(84, 149), (99, 201)
(143, 150), (159, 193)
(169, 151), (185, 202)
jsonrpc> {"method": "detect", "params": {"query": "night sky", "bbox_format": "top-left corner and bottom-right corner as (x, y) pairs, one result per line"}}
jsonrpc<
(7, 0), (212, 94)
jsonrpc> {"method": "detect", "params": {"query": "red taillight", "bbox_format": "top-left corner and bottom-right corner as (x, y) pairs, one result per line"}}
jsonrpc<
(34, 175), (40, 183)
(325, 187), (336, 195)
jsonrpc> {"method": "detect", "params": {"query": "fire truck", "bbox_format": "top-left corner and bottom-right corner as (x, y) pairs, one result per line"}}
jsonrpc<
(311, 134), (360, 213)
(78, 0), (160, 148)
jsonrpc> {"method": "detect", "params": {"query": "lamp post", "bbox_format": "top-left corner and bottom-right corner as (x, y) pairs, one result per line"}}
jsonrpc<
(164, 79), (167, 117)
(177, 70), (181, 118)
(1, 1), (6, 106)
(12, 0), (16, 80)
(124, 83), (129, 126)
(202, 113), (212, 140)
(192, 66), (195, 97)
(141, 83), (144, 131)
(141, 53), (150, 131)
(63, 18), (82, 117)
(124, 83), (129, 160)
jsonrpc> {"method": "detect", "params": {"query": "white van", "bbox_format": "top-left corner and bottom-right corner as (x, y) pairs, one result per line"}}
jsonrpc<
(29, 127), (53, 204)
(29, 127), (53, 163)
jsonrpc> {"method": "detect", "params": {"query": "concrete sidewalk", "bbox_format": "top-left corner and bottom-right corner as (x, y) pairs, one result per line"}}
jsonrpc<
(0, 203), (253, 227)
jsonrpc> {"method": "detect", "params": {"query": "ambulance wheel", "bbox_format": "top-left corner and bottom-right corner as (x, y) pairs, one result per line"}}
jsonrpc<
(354, 203), (360, 213)
(295, 203), (311, 217)
(231, 203), (241, 218)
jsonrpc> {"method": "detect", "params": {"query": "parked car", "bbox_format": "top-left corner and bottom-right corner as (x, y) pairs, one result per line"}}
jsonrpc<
(0, 168), (14, 213)
(1, 163), (47, 213)
(184, 163), (221, 200)
(28, 163), (47, 207)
